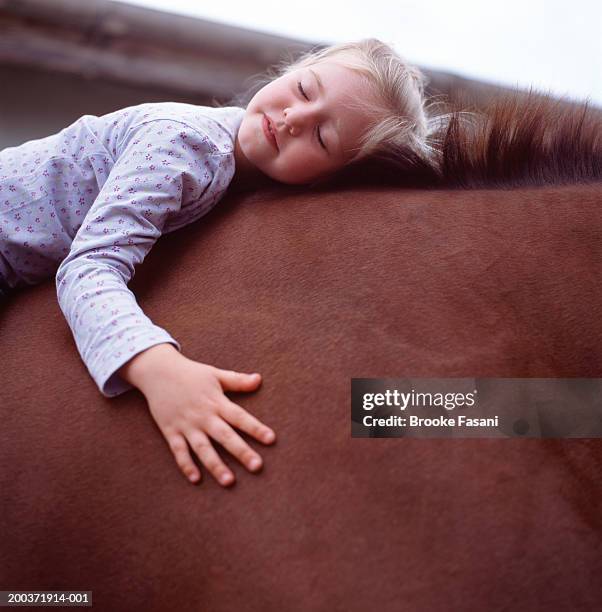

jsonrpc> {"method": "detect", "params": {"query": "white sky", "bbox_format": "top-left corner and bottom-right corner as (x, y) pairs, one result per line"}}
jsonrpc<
(117, 0), (602, 106)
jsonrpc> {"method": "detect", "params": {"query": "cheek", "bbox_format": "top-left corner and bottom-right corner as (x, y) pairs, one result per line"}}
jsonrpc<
(254, 86), (284, 111)
(285, 140), (325, 164)
(241, 116), (265, 149)
(273, 155), (332, 184)
(238, 124), (254, 153)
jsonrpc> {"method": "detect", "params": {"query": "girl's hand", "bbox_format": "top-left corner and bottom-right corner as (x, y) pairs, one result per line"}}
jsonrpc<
(118, 344), (276, 486)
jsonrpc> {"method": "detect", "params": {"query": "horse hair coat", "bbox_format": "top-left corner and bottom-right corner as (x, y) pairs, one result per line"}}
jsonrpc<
(1, 83), (601, 611)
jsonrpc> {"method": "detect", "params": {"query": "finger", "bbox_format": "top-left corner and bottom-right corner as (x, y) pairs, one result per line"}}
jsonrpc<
(222, 399), (276, 445)
(167, 433), (201, 484)
(205, 418), (264, 473)
(214, 368), (262, 393)
(187, 430), (235, 487)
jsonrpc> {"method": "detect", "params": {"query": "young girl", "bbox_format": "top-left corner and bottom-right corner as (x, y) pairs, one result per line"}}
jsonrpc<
(0, 38), (435, 487)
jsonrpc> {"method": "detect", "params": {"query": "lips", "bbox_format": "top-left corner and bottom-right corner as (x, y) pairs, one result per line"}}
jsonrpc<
(263, 114), (278, 150)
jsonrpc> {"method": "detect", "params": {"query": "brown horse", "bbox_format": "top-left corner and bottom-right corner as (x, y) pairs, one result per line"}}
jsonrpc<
(1, 88), (600, 611)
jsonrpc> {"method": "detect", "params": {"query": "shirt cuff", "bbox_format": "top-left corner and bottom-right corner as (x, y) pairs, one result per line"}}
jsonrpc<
(96, 331), (182, 398)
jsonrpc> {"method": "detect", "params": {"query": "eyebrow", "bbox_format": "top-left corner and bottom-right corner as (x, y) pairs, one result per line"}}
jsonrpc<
(308, 67), (324, 95)
(308, 68), (342, 156)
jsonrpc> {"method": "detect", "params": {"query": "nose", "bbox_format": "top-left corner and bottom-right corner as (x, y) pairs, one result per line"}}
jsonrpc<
(282, 106), (312, 137)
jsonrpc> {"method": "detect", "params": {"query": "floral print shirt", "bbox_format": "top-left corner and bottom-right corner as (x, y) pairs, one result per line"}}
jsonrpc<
(0, 102), (246, 397)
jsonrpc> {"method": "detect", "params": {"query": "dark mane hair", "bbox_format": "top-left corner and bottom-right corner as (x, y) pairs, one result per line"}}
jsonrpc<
(440, 90), (602, 189)
(320, 90), (602, 191)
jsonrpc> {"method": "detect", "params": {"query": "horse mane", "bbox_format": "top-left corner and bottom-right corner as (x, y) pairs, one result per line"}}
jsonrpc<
(440, 90), (602, 188)
(320, 89), (601, 191)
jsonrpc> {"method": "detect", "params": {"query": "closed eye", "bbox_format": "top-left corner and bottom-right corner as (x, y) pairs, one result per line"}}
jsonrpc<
(297, 81), (309, 100)
(297, 81), (327, 151)
(316, 127), (326, 150)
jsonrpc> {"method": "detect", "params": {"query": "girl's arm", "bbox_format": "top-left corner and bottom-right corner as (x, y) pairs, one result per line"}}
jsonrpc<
(55, 116), (236, 396)
(55, 117), (275, 486)
(118, 343), (276, 486)
(55, 117), (198, 398)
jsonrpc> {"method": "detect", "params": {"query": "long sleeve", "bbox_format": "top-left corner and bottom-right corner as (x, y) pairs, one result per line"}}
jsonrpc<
(56, 118), (223, 397)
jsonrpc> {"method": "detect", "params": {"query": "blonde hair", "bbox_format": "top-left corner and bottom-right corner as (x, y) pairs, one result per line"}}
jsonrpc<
(280, 39), (436, 165)
(220, 38), (447, 181)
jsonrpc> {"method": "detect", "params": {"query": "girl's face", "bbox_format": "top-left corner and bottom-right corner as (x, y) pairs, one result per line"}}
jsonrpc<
(234, 61), (378, 185)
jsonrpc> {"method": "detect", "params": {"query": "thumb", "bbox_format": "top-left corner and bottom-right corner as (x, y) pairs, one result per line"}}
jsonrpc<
(214, 368), (262, 392)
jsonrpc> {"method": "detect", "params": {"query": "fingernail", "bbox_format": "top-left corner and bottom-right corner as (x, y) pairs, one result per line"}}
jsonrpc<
(249, 457), (261, 470)
(263, 430), (275, 443)
(220, 473), (233, 485)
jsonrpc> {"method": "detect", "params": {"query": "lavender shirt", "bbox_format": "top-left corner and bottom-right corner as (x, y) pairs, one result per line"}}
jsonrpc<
(0, 102), (246, 397)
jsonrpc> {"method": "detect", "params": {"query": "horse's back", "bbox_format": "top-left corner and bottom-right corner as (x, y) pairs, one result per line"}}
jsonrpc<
(1, 182), (600, 611)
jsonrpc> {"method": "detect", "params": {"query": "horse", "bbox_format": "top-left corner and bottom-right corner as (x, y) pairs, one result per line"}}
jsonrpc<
(1, 84), (600, 610)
